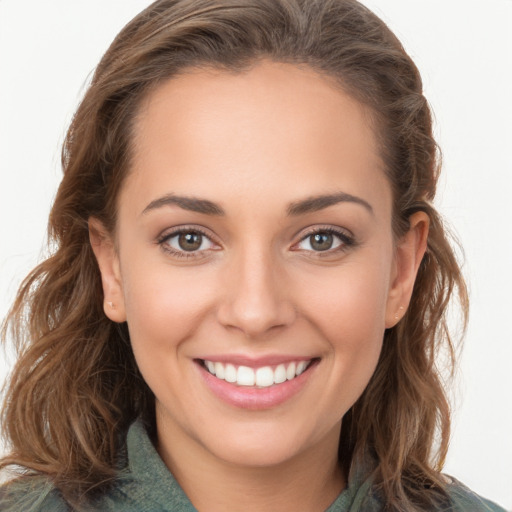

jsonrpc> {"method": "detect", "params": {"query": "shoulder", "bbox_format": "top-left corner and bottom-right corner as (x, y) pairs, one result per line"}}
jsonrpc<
(0, 475), (143, 512)
(0, 476), (69, 512)
(445, 476), (507, 512)
(0, 420), (195, 512)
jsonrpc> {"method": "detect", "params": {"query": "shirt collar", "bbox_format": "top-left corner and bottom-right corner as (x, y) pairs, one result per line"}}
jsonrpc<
(125, 419), (376, 512)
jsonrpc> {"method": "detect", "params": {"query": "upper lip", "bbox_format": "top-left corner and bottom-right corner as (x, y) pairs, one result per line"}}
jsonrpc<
(196, 354), (317, 368)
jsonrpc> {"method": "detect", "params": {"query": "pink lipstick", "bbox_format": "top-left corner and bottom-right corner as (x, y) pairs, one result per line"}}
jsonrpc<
(195, 357), (319, 410)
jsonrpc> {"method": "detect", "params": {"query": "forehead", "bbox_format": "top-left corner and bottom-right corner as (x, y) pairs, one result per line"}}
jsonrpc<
(126, 61), (390, 217)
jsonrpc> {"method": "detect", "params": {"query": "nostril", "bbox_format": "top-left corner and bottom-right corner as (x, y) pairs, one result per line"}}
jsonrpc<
(217, 300), (296, 338)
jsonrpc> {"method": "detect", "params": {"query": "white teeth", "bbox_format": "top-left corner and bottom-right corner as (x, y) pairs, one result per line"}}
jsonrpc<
(255, 366), (274, 387)
(204, 359), (312, 387)
(296, 361), (307, 375)
(225, 363), (237, 383)
(286, 362), (296, 380)
(206, 360), (216, 374)
(274, 364), (287, 384)
(214, 362), (225, 379)
(237, 366), (255, 386)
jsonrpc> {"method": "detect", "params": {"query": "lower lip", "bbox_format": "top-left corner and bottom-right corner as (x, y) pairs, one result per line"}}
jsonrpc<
(196, 360), (318, 410)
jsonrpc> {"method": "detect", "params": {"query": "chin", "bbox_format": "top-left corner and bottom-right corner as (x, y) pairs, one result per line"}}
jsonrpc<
(198, 420), (324, 468)
(211, 439), (302, 468)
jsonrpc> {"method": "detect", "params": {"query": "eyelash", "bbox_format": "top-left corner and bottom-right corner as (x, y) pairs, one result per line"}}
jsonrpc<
(156, 225), (356, 259)
(294, 226), (356, 255)
(157, 226), (218, 259)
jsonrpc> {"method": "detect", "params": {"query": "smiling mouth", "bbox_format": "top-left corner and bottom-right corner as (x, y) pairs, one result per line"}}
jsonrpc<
(199, 359), (318, 388)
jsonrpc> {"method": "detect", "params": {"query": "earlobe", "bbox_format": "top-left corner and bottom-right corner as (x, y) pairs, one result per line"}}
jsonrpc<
(385, 212), (429, 328)
(89, 217), (127, 323)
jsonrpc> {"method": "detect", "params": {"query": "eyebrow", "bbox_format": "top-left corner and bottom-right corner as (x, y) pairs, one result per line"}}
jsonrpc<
(286, 192), (374, 216)
(141, 194), (225, 216)
(141, 191), (373, 217)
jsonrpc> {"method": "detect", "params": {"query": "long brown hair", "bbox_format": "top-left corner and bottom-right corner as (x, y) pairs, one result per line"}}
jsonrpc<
(1, 0), (468, 509)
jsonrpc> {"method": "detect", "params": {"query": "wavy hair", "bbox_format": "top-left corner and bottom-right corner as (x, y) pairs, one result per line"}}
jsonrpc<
(1, 0), (468, 509)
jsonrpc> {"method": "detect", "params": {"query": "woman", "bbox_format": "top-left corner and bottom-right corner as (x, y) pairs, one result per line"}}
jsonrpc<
(0, 0), (506, 510)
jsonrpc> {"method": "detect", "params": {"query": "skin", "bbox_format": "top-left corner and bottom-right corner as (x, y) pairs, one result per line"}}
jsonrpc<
(90, 61), (428, 512)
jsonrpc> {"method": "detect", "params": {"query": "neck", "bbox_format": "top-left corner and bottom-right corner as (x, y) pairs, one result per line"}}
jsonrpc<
(156, 414), (346, 512)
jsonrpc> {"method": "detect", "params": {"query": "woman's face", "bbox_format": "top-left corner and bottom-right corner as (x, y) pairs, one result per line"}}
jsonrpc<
(93, 61), (426, 469)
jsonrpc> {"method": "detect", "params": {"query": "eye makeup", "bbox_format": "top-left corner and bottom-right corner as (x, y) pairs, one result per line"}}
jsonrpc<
(155, 222), (357, 262)
(156, 225), (220, 259)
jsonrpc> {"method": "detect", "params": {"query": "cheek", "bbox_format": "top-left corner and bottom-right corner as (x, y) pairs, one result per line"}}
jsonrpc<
(292, 255), (392, 404)
(312, 284), (386, 418)
(120, 254), (216, 354)
(297, 259), (391, 343)
(321, 273), (386, 369)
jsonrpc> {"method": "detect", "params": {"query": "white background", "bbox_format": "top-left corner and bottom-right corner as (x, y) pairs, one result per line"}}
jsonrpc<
(0, 0), (511, 509)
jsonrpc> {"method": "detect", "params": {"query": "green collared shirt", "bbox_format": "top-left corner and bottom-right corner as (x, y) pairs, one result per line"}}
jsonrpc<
(0, 420), (506, 511)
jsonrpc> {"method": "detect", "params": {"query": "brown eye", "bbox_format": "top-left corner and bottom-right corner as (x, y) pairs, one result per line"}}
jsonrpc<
(160, 229), (216, 256)
(295, 228), (352, 254)
(309, 233), (334, 251)
(178, 232), (203, 251)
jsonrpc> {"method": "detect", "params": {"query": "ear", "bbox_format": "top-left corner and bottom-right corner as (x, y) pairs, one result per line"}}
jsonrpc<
(89, 217), (127, 323)
(385, 211), (429, 328)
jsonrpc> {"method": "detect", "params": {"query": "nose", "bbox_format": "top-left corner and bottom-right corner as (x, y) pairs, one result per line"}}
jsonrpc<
(216, 245), (296, 338)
